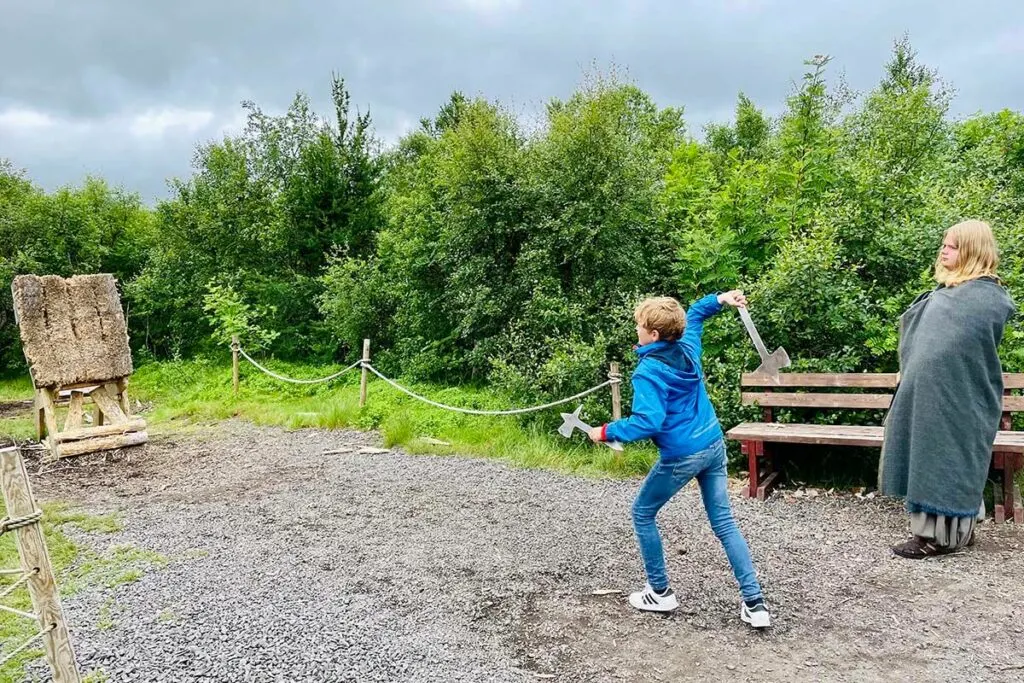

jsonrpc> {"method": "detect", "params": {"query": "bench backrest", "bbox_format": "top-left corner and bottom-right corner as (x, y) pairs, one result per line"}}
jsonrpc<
(740, 373), (1024, 413)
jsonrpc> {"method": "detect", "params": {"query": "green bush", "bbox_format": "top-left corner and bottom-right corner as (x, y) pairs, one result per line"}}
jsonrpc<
(4, 40), (1022, 476)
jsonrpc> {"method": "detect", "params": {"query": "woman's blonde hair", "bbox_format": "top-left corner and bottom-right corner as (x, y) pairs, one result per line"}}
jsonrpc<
(934, 219), (1000, 287)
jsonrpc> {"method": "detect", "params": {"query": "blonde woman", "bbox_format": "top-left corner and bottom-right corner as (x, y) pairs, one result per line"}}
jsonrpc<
(880, 220), (1017, 558)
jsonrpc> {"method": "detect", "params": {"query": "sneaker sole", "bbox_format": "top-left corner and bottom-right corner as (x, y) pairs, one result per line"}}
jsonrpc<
(741, 612), (771, 628)
(629, 596), (678, 612)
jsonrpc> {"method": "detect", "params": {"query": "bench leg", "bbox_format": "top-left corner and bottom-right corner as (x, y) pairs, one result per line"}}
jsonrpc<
(993, 452), (1005, 523)
(742, 440), (780, 500)
(992, 452), (1022, 524)
(742, 441), (760, 498)
(758, 470), (781, 501)
(1007, 453), (1023, 525)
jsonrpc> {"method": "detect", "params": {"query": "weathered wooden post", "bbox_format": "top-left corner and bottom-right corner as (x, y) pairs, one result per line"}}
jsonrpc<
(359, 339), (371, 408)
(231, 335), (240, 397)
(0, 446), (81, 681)
(610, 362), (622, 421)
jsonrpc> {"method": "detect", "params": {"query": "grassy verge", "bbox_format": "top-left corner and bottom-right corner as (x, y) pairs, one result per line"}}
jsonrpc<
(0, 377), (33, 403)
(0, 501), (165, 680)
(0, 376), (35, 444)
(3, 359), (1021, 491)
(119, 356), (659, 478)
(0, 358), (657, 478)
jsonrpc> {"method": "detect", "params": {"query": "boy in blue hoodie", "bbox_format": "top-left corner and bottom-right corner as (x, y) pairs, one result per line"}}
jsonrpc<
(590, 291), (770, 628)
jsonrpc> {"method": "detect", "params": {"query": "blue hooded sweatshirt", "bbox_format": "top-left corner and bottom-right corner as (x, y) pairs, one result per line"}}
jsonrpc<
(602, 293), (724, 460)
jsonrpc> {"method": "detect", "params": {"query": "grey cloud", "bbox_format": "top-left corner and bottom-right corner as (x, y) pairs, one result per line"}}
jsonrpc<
(1, 0), (1022, 201)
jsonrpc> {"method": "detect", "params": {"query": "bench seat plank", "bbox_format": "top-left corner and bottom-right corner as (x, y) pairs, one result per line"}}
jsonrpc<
(727, 423), (884, 447)
(743, 372), (1024, 388)
(742, 392), (1024, 412)
(727, 422), (1024, 453)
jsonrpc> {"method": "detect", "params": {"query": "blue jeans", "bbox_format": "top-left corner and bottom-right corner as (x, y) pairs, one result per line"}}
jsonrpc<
(632, 439), (763, 601)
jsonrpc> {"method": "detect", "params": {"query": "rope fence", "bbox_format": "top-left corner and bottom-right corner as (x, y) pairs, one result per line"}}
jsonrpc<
(0, 509), (43, 535)
(0, 624), (57, 668)
(235, 344), (363, 385)
(362, 363), (618, 416)
(231, 337), (623, 418)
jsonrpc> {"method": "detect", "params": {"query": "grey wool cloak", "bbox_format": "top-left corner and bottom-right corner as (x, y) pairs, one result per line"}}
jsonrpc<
(879, 277), (1016, 518)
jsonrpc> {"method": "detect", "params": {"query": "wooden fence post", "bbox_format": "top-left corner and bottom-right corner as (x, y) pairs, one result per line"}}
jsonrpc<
(359, 339), (371, 408)
(610, 362), (622, 421)
(231, 336), (240, 397)
(0, 446), (81, 682)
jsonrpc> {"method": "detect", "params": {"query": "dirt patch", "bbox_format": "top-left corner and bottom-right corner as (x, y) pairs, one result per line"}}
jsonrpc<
(0, 400), (32, 419)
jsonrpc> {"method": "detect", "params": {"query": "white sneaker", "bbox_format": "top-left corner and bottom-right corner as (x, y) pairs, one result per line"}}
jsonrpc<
(628, 583), (679, 612)
(741, 600), (771, 629)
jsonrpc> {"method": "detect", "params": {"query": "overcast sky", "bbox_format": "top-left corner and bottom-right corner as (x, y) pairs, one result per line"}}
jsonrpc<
(2, 0), (1023, 203)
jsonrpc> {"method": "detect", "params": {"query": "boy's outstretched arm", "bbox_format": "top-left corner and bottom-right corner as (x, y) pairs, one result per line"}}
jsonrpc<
(591, 373), (667, 444)
(681, 290), (747, 360)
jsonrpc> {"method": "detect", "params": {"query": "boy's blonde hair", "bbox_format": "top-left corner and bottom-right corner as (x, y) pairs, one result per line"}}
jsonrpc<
(934, 219), (1000, 287)
(634, 297), (686, 342)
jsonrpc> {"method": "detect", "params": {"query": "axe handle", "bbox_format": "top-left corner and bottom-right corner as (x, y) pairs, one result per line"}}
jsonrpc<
(737, 307), (770, 361)
(584, 423), (624, 451)
(561, 410), (624, 451)
(575, 420), (623, 451)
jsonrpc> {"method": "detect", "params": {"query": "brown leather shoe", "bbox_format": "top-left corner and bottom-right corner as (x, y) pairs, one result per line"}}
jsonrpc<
(891, 536), (954, 559)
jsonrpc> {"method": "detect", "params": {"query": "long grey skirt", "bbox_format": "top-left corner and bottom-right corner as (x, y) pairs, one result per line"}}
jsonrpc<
(909, 502), (985, 549)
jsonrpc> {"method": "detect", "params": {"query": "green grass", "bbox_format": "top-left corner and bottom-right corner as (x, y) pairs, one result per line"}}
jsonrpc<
(132, 357), (1024, 486)
(0, 415), (34, 442)
(0, 501), (165, 680)
(0, 376), (32, 402)
(95, 597), (116, 631)
(117, 356), (659, 479)
(156, 607), (179, 624)
(0, 376), (35, 445)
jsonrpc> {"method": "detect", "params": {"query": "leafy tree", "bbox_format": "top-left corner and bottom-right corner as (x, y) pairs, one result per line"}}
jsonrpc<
(130, 76), (381, 360)
(0, 164), (154, 373)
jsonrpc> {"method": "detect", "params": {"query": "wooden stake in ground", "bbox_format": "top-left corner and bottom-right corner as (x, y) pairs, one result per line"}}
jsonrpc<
(359, 339), (371, 408)
(0, 446), (81, 682)
(231, 335), (240, 397)
(610, 362), (622, 421)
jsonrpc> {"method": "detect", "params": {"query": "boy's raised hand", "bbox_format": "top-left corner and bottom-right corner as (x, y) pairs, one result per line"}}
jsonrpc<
(717, 289), (748, 308)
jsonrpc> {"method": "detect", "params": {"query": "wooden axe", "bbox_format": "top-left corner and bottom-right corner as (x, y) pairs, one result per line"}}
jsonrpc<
(557, 406), (624, 451)
(737, 306), (790, 377)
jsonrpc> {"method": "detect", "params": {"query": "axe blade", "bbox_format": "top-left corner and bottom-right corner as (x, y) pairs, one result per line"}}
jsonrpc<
(557, 405), (625, 452)
(558, 406), (584, 439)
(754, 347), (791, 377)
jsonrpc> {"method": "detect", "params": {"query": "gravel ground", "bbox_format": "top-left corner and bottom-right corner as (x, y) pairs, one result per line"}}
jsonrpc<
(13, 420), (1024, 682)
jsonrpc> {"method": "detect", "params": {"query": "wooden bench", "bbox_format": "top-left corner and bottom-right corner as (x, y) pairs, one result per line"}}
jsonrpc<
(725, 373), (1024, 523)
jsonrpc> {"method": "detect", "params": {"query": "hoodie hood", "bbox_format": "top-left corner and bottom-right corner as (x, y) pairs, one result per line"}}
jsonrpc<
(635, 340), (702, 384)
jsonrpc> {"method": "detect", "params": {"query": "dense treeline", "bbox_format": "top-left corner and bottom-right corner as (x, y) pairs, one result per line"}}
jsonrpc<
(2, 41), (1021, 429)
